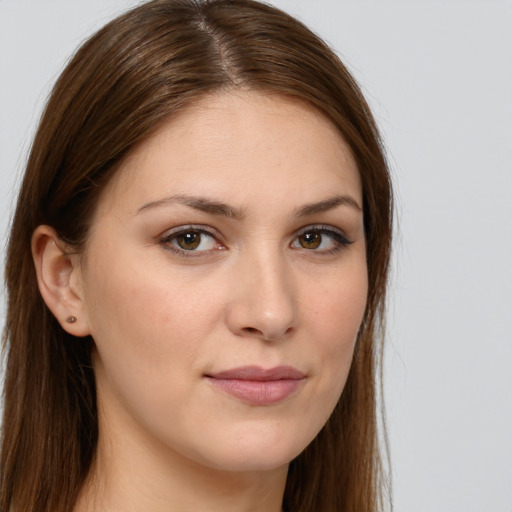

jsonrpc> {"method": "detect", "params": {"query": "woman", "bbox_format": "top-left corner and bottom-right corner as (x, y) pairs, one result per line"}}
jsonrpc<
(1, 0), (393, 511)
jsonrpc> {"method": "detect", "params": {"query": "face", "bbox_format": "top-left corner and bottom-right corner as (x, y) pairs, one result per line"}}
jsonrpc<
(77, 91), (367, 473)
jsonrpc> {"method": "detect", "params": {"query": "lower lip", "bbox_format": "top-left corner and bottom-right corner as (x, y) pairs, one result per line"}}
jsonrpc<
(206, 377), (303, 405)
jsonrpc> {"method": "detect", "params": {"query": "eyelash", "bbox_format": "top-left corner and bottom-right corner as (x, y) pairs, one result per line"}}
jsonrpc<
(159, 224), (353, 257)
(293, 225), (353, 255)
(160, 225), (223, 257)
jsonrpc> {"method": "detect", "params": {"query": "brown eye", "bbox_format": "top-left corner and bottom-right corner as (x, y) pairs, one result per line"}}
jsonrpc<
(176, 232), (201, 250)
(291, 226), (352, 253)
(162, 227), (221, 254)
(298, 232), (322, 249)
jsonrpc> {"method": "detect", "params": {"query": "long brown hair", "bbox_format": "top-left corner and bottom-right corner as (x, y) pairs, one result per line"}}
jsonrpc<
(1, 1), (393, 510)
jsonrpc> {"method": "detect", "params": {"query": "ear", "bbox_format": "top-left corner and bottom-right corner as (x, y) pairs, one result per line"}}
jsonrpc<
(31, 225), (91, 337)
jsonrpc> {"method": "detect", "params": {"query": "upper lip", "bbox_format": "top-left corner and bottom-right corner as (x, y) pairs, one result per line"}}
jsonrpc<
(206, 365), (305, 381)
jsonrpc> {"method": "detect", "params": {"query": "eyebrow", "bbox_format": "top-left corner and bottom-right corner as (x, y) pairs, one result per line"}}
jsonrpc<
(137, 194), (245, 219)
(136, 193), (362, 219)
(295, 195), (362, 216)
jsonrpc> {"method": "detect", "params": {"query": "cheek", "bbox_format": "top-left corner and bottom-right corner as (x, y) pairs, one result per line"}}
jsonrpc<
(84, 262), (210, 434)
(82, 251), (182, 377)
(310, 263), (368, 341)
(81, 245), (231, 413)
(286, 266), (367, 450)
(85, 238), (207, 333)
(307, 263), (368, 386)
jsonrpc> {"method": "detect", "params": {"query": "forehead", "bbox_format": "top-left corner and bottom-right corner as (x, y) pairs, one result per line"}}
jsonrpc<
(95, 90), (361, 217)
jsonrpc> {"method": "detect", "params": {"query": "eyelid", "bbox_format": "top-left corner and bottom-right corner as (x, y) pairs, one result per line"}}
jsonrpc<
(159, 224), (226, 256)
(292, 224), (353, 251)
(158, 223), (352, 258)
(295, 224), (350, 240)
(159, 224), (224, 242)
(295, 224), (347, 237)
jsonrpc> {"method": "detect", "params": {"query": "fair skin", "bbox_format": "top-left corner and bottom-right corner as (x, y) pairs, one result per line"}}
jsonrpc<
(33, 91), (367, 512)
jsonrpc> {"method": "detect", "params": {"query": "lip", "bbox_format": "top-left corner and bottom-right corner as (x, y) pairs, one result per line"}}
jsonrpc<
(205, 365), (306, 406)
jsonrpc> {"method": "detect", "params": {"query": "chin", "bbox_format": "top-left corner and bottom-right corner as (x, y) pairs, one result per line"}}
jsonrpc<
(188, 424), (314, 473)
(205, 450), (297, 473)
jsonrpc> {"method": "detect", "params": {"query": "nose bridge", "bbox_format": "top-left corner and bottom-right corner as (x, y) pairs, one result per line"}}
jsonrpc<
(226, 241), (298, 340)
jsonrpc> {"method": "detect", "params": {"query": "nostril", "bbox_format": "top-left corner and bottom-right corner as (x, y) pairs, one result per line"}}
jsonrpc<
(243, 327), (262, 335)
(240, 325), (295, 341)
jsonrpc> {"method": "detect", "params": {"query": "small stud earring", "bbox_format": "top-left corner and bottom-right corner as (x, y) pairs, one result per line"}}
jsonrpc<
(66, 316), (77, 324)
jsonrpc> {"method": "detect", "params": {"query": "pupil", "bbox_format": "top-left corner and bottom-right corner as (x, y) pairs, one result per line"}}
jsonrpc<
(178, 232), (200, 250)
(301, 232), (321, 249)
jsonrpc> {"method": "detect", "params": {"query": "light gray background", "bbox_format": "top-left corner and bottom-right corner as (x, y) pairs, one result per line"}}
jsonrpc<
(1, 1), (511, 510)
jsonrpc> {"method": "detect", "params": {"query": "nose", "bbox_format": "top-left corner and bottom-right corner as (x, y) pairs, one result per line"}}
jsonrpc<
(225, 251), (299, 342)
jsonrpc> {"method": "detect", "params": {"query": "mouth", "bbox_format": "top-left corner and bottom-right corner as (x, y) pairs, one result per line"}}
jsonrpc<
(204, 365), (306, 406)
